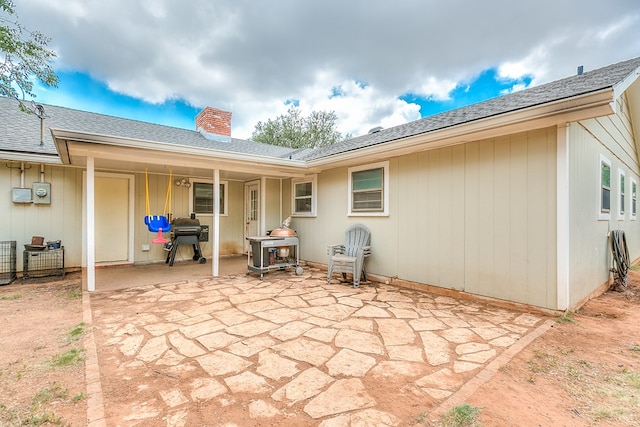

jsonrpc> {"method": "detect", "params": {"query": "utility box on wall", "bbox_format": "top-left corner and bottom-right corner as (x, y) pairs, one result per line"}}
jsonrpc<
(12, 188), (31, 203)
(32, 182), (51, 205)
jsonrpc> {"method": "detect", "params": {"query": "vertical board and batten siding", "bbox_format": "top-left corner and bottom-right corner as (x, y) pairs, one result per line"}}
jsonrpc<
(265, 178), (282, 232)
(569, 95), (640, 306)
(0, 164), (83, 271)
(292, 167), (347, 264)
(463, 129), (556, 308)
(296, 128), (558, 309)
(220, 181), (246, 255)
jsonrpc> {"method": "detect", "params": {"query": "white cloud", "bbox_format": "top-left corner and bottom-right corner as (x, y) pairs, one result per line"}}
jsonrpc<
(497, 46), (551, 86)
(414, 77), (458, 101)
(12, 0), (640, 138)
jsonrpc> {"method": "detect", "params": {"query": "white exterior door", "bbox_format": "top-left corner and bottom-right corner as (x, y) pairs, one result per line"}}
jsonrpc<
(244, 181), (260, 252)
(95, 175), (131, 264)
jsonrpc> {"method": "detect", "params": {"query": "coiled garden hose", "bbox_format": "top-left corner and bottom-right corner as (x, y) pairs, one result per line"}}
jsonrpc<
(610, 230), (629, 289)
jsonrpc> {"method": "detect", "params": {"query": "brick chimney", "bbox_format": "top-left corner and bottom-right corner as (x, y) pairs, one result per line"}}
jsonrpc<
(195, 106), (232, 137)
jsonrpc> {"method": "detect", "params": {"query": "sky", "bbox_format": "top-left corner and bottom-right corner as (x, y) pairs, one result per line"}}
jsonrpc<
(7, 0), (640, 140)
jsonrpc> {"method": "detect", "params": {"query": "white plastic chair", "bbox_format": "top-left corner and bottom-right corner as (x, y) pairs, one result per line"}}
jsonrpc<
(327, 223), (371, 287)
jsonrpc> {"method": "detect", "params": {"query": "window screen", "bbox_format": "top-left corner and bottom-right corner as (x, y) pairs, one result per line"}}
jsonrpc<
(352, 167), (383, 212)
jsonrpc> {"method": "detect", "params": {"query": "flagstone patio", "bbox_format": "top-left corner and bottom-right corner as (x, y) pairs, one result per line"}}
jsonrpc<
(85, 264), (550, 426)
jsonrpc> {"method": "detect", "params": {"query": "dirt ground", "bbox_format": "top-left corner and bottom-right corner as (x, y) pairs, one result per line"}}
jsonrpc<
(466, 272), (640, 427)
(0, 276), (86, 426)
(0, 271), (638, 427)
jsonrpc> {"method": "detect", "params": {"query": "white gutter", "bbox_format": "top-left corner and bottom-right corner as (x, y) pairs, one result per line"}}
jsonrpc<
(0, 152), (62, 164)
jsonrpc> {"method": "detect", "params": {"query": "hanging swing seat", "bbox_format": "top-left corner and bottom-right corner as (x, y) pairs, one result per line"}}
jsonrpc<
(144, 169), (173, 244)
(145, 215), (171, 233)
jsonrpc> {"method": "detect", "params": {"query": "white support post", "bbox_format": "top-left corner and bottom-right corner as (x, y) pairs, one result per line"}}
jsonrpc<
(87, 157), (96, 292)
(557, 124), (570, 310)
(260, 177), (267, 235)
(212, 168), (220, 277)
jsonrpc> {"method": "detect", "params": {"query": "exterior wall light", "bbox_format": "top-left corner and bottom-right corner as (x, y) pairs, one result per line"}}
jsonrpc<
(175, 178), (191, 188)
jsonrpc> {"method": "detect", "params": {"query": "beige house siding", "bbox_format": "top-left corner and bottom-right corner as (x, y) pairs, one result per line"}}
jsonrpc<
(0, 164), (83, 271)
(569, 96), (640, 306)
(265, 178), (282, 232)
(295, 128), (558, 309)
(220, 181), (246, 255)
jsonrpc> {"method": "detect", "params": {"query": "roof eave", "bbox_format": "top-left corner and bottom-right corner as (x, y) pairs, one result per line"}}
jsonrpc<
(50, 128), (308, 169)
(307, 88), (615, 169)
(613, 64), (640, 101)
(0, 151), (62, 164)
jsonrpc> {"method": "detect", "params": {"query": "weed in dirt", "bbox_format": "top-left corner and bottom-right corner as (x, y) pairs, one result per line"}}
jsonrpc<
(32, 383), (69, 406)
(0, 383), (77, 426)
(66, 322), (85, 343)
(67, 290), (82, 300)
(559, 358), (640, 424)
(555, 346), (575, 355)
(576, 359), (590, 367)
(440, 403), (481, 427)
(629, 344), (640, 352)
(527, 350), (558, 375)
(71, 392), (86, 403)
(47, 349), (84, 367)
(556, 311), (578, 324)
(620, 370), (640, 389)
(565, 365), (583, 381)
(25, 411), (63, 426)
(591, 407), (625, 423)
(415, 412), (427, 424)
(0, 293), (22, 300)
(15, 364), (27, 380)
(22, 383), (69, 426)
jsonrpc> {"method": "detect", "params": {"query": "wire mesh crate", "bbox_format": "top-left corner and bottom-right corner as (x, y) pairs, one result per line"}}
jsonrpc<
(23, 247), (65, 281)
(0, 241), (17, 285)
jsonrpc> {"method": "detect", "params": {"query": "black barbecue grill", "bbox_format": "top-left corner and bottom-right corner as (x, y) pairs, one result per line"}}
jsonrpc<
(165, 217), (206, 266)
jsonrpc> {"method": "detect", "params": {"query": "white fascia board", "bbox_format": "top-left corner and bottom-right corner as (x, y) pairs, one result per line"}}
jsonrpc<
(613, 65), (640, 101)
(50, 128), (308, 169)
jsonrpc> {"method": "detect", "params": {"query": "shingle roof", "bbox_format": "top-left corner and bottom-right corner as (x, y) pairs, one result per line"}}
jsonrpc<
(2, 56), (639, 163)
(0, 98), (295, 158)
(294, 56), (640, 161)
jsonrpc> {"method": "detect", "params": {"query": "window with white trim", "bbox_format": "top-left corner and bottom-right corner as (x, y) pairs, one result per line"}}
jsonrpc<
(599, 155), (611, 220)
(348, 161), (389, 216)
(292, 176), (317, 216)
(618, 169), (625, 219)
(632, 178), (637, 220)
(191, 180), (228, 215)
